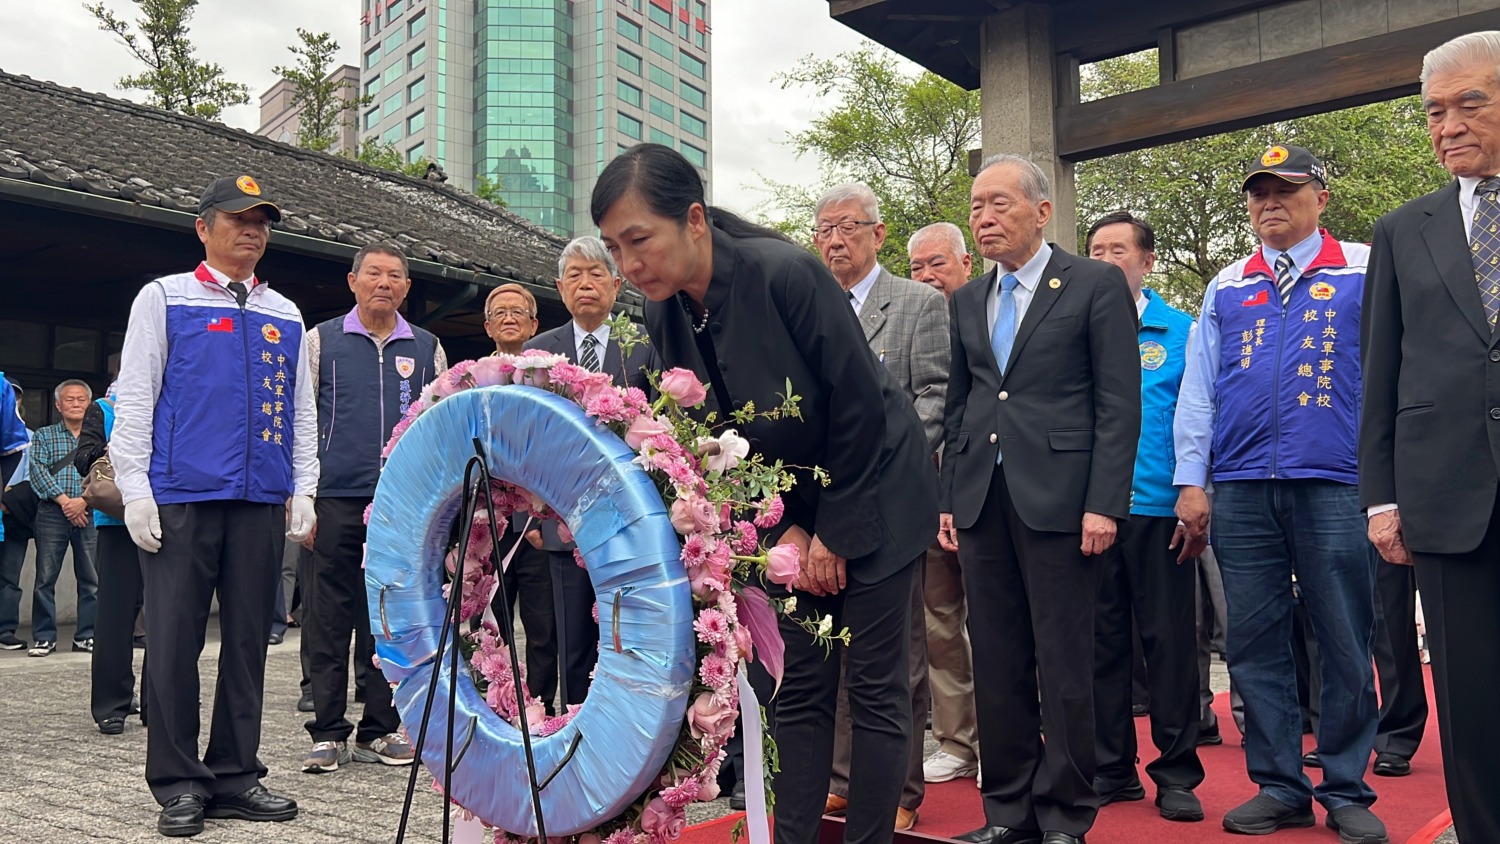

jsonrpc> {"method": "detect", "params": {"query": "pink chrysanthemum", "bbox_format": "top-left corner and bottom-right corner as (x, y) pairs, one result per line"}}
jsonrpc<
(693, 608), (730, 645)
(753, 495), (784, 529)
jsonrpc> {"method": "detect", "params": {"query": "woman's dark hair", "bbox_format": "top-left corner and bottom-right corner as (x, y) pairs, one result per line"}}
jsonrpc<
(591, 143), (790, 243)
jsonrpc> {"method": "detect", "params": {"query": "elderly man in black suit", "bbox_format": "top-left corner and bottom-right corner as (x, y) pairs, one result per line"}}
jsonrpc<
(939, 154), (1140, 844)
(1361, 30), (1500, 843)
(524, 236), (656, 705)
(813, 182), (949, 832)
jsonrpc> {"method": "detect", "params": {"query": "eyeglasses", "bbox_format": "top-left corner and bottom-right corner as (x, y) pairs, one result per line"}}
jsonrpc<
(486, 308), (534, 320)
(810, 220), (878, 240)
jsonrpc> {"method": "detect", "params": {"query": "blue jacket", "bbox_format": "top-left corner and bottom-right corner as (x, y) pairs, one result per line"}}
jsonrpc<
(1132, 290), (1193, 517)
(1174, 233), (1369, 487)
(315, 309), (440, 498)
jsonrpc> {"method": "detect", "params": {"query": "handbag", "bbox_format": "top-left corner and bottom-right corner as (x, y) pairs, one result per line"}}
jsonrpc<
(0, 447), (78, 532)
(81, 451), (124, 520)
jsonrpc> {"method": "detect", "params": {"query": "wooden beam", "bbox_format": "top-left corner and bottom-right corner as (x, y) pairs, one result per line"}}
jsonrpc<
(1052, 0), (1271, 61)
(1055, 10), (1500, 161)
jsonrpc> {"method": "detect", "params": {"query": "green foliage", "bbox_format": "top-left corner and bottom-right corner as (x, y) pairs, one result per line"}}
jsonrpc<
(759, 44), (983, 271)
(273, 29), (369, 153)
(1076, 51), (1449, 313)
(473, 175), (509, 208)
(83, 0), (249, 120)
(347, 138), (432, 179)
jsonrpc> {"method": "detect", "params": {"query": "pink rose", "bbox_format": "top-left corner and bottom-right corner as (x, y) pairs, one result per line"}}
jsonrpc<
(669, 494), (718, 535)
(765, 543), (801, 585)
(686, 691), (737, 741)
(658, 368), (708, 407)
(640, 797), (686, 844)
(733, 621), (754, 663)
(625, 414), (673, 450)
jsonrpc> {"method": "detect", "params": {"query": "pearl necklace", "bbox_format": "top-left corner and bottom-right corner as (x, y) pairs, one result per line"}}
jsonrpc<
(679, 292), (710, 334)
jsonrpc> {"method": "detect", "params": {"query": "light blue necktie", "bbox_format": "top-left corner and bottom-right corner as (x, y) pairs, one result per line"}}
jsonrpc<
(991, 273), (1019, 374)
(991, 273), (1019, 465)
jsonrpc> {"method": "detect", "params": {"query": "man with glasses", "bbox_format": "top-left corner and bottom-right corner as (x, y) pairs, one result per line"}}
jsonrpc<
(484, 283), (541, 356)
(525, 237), (656, 706)
(814, 183), (948, 832)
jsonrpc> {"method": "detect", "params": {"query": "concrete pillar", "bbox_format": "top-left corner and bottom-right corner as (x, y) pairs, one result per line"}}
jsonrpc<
(980, 3), (1076, 251)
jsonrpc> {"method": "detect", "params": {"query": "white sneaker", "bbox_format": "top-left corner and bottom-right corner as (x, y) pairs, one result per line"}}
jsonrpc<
(923, 750), (979, 783)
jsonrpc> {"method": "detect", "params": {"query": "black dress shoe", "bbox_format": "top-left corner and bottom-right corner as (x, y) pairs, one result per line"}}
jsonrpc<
(1155, 786), (1204, 822)
(1041, 834), (1085, 844)
(158, 794), (205, 837)
(954, 826), (1042, 844)
(1372, 753), (1410, 777)
(1094, 776), (1145, 805)
(268, 632), (284, 645)
(98, 716), (125, 735)
(729, 780), (746, 811)
(1303, 750), (1322, 768)
(1197, 727), (1224, 746)
(204, 785), (298, 822)
(297, 690), (315, 712)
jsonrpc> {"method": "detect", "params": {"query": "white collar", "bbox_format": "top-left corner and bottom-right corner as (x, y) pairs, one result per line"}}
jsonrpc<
(846, 263), (882, 313)
(571, 320), (610, 350)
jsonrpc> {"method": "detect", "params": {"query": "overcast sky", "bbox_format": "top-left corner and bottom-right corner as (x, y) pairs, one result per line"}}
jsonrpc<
(0, 0), (898, 217)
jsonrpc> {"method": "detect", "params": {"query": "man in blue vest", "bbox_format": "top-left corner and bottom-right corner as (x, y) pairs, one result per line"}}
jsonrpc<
(113, 174), (319, 837)
(1174, 146), (1386, 843)
(300, 244), (446, 774)
(1084, 212), (1204, 823)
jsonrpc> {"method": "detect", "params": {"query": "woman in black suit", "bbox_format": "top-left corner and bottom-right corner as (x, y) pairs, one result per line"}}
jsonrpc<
(591, 144), (937, 844)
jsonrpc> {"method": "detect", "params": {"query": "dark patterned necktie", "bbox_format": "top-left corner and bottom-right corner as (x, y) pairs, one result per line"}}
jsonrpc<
(1274, 253), (1297, 308)
(580, 333), (601, 372)
(1472, 177), (1500, 331)
(228, 280), (248, 308)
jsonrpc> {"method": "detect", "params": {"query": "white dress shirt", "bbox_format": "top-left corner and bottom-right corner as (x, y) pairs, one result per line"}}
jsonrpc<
(571, 321), (611, 364)
(986, 242), (1054, 337)
(845, 263), (882, 315)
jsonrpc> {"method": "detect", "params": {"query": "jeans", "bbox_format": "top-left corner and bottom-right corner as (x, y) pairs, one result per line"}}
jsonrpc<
(31, 501), (99, 642)
(0, 513), (34, 635)
(1212, 479), (1377, 810)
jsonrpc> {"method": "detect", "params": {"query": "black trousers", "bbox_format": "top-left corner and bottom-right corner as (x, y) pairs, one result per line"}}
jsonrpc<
(547, 549), (597, 706)
(1372, 560), (1427, 760)
(92, 524), (145, 724)
(771, 556), (916, 844)
(960, 470), (1102, 837)
(141, 500), (282, 804)
(304, 496), (398, 744)
(1411, 496), (1500, 844)
(492, 535), (558, 712)
(1093, 515), (1204, 790)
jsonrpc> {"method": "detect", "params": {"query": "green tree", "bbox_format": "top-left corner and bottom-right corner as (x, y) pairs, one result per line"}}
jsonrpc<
(83, 0), (249, 120)
(347, 138), (433, 178)
(759, 44), (982, 269)
(1076, 51), (1449, 311)
(273, 29), (369, 153)
(473, 175), (509, 208)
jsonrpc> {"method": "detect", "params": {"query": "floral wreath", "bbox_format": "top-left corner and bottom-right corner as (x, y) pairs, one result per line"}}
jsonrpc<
(377, 316), (846, 844)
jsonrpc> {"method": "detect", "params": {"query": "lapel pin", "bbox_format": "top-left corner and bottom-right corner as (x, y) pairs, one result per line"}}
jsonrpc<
(1049, 278), (1062, 289)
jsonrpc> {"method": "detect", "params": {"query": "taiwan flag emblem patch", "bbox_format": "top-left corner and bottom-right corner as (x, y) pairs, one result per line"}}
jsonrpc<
(208, 316), (235, 333)
(1242, 290), (1269, 307)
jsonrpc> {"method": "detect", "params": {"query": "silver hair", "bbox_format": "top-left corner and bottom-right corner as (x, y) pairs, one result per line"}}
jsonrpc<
(814, 182), (882, 223)
(977, 154), (1051, 204)
(908, 222), (968, 258)
(557, 236), (619, 279)
(53, 379), (92, 402)
(1422, 31), (1500, 96)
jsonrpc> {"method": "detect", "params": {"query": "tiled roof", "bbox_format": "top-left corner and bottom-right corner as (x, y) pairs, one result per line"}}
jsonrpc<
(0, 70), (567, 284)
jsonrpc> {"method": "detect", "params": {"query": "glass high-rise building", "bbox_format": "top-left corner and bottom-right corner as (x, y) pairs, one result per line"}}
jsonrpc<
(360, 0), (712, 239)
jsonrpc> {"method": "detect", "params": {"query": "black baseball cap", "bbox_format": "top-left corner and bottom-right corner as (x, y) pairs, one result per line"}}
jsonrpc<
(198, 174), (282, 222)
(1242, 145), (1327, 190)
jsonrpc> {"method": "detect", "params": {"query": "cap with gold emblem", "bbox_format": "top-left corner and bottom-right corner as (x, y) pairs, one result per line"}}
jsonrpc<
(1241, 144), (1327, 191)
(198, 174), (282, 222)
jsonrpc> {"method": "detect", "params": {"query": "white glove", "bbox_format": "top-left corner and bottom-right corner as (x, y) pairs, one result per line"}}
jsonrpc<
(287, 495), (316, 542)
(125, 498), (163, 553)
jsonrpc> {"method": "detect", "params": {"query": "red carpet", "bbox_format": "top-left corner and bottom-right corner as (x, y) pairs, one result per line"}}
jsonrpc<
(682, 668), (1449, 844)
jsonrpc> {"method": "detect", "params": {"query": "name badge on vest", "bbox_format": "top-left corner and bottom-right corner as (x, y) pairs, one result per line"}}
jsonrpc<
(395, 356), (416, 379)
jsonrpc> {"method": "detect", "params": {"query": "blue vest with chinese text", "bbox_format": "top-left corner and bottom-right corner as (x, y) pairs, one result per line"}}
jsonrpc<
(149, 264), (305, 505)
(314, 311), (438, 498)
(1208, 235), (1367, 485)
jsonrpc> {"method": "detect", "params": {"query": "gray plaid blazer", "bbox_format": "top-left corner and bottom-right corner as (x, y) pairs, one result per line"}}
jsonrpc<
(854, 267), (950, 451)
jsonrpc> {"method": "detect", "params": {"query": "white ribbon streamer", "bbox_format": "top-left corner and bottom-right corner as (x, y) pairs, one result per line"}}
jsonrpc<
(737, 666), (771, 844)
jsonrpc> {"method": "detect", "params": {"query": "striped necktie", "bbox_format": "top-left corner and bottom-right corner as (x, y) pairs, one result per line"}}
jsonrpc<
(580, 333), (601, 372)
(1471, 177), (1500, 331)
(1274, 253), (1296, 308)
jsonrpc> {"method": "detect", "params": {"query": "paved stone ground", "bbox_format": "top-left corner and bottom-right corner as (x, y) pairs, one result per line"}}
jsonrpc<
(0, 628), (1458, 843)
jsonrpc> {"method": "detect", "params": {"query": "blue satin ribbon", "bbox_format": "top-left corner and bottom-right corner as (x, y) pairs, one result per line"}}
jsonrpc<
(365, 385), (694, 835)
